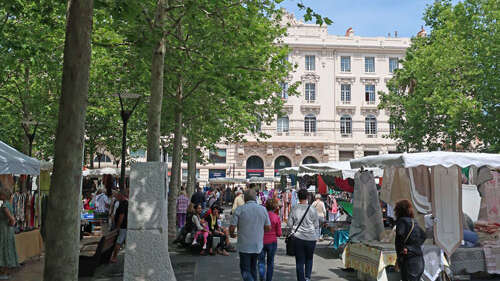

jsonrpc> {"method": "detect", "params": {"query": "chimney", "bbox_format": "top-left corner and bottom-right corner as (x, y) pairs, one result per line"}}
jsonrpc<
(394, 31), (398, 38)
(417, 26), (427, 37)
(345, 27), (354, 37)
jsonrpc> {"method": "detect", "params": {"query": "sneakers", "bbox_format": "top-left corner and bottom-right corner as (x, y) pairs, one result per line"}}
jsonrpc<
(192, 240), (198, 246)
(202, 244), (207, 249)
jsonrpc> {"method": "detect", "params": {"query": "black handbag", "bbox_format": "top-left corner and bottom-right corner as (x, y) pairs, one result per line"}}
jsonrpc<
(285, 204), (311, 256)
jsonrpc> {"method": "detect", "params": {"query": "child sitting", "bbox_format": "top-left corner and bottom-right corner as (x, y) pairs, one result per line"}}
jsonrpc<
(192, 218), (210, 249)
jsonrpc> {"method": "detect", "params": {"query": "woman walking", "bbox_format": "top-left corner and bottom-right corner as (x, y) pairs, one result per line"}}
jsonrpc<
(258, 199), (282, 281)
(0, 188), (19, 280)
(311, 194), (326, 241)
(394, 199), (426, 281)
(287, 189), (319, 281)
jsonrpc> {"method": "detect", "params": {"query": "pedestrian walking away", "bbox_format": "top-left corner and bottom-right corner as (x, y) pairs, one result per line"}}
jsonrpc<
(287, 188), (319, 281)
(230, 189), (271, 281)
(258, 198), (281, 281)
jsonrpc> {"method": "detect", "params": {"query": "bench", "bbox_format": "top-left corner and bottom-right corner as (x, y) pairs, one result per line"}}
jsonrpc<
(78, 229), (118, 277)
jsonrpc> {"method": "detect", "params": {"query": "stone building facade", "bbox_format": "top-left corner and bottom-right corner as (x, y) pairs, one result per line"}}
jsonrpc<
(172, 12), (412, 185)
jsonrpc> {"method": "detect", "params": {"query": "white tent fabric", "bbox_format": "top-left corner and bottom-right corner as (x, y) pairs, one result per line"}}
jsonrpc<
(298, 161), (383, 179)
(82, 167), (130, 177)
(0, 140), (40, 175)
(208, 177), (246, 184)
(278, 167), (299, 175)
(247, 177), (275, 183)
(350, 151), (500, 169)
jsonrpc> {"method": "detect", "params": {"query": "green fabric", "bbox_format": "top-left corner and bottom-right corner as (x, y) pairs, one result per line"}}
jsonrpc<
(0, 201), (19, 267)
(338, 201), (353, 217)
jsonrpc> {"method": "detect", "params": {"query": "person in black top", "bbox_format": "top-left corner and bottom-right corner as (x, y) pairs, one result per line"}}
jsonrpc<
(110, 190), (128, 263)
(394, 199), (426, 281)
(191, 186), (205, 207)
(204, 205), (229, 256)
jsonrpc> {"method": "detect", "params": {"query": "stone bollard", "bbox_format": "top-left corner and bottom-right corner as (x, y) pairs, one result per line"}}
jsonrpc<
(124, 162), (177, 281)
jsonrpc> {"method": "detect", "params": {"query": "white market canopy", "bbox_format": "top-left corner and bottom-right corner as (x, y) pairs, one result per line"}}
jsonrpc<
(82, 167), (130, 177)
(350, 151), (500, 169)
(0, 140), (40, 176)
(208, 177), (246, 184)
(299, 161), (383, 179)
(278, 167), (299, 175)
(278, 161), (383, 179)
(247, 177), (276, 184)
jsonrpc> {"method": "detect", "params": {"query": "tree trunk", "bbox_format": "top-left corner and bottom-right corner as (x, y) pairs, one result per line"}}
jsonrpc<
(43, 1), (93, 280)
(186, 134), (197, 197)
(168, 79), (183, 236)
(146, 36), (165, 161)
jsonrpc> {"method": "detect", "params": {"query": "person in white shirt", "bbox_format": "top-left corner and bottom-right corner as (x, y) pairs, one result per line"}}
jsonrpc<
(311, 194), (326, 240)
(93, 189), (110, 215)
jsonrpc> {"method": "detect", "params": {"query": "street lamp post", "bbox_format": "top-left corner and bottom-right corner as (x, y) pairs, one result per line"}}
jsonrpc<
(115, 92), (141, 190)
(21, 120), (41, 157)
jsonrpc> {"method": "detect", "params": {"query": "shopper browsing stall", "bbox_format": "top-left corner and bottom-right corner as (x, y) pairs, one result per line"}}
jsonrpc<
(0, 187), (19, 280)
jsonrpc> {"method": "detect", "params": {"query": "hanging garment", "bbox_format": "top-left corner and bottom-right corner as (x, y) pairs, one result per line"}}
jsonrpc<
(334, 177), (354, 193)
(408, 167), (432, 214)
(477, 171), (500, 223)
(431, 166), (463, 257)
(380, 168), (396, 203)
(318, 175), (327, 195)
(349, 171), (384, 242)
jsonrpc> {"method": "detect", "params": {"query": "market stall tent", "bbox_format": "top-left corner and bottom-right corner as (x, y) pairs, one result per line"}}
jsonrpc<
(349, 151), (500, 257)
(299, 161), (383, 179)
(0, 140), (40, 175)
(82, 167), (130, 177)
(350, 151), (500, 169)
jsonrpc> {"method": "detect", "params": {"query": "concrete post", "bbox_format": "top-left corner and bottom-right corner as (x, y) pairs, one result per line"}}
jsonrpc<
(124, 162), (176, 281)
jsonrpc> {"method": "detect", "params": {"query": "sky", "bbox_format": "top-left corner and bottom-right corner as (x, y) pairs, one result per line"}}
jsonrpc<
(279, 0), (448, 38)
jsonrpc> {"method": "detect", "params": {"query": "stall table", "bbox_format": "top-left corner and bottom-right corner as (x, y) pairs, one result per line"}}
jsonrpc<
(343, 241), (398, 281)
(15, 229), (43, 263)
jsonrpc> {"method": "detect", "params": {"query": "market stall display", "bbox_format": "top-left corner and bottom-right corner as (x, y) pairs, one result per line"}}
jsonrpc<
(347, 151), (500, 280)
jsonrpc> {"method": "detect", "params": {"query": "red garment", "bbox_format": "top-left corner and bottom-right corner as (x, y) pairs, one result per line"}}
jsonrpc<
(263, 211), (282, 245)
(334, 177), (354, 193)
(318, 175), (327, 195)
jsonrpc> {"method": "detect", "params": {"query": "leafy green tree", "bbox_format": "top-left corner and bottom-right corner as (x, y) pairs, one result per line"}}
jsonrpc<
(379, 0), (499, 152)
(0, 1), (65, 158)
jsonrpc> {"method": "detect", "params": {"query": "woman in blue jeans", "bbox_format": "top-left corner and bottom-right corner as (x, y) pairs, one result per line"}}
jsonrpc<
(287, 189), (319, 281)
(258, 199), (282, 281)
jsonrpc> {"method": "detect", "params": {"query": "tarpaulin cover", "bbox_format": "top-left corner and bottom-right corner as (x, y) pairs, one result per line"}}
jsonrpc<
(0, 140), (40, 176)
(350, 151), (500, 169)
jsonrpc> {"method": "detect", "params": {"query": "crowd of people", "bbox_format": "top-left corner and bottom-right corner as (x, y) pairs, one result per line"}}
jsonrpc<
(81, 179), (129, 264)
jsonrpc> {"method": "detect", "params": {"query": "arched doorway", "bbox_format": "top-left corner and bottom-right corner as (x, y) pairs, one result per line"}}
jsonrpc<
(274, 156), (291, 176)
(246, 155), (264, 179)
(302, 156), (318, 164)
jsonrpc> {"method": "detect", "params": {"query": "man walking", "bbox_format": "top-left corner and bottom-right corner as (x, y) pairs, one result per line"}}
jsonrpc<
(230, 189), (271, 281)
(191, 185), (205, 207)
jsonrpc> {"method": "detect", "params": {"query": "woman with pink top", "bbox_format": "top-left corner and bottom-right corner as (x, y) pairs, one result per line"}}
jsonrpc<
(258, 199), (282, 281)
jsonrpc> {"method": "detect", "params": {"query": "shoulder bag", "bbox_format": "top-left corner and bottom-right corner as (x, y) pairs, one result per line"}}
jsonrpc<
(285, 204), (311, 256)
(395, 219), (415, 272)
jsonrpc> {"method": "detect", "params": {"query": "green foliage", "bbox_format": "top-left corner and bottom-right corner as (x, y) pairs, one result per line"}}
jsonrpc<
(379, 0), (499, 152)
(0, 0), (65, 158)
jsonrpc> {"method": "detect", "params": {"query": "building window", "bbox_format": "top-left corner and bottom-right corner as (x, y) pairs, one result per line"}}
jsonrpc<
(304, 114), (316, 133)
(305, 83), (316, 102)
(94, 154), (112, 163)
(340, 115), (352, 135)
(389, 58), (399, 73)
(339, 151), (354, 161)
(365, 84), (375, 103)
(341, 84), (351, 103)
(280, 82), (288, 99)
(305, 55), (315, 71)
(365, 115), (377, 135)
(341, 56), (351, 72)
(277, 116), (289, 133)
(389, 122), (395, 134)
(209, 149), (227, 163)
(364, 151), (379, 156)
(365, 56), (375, 72)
